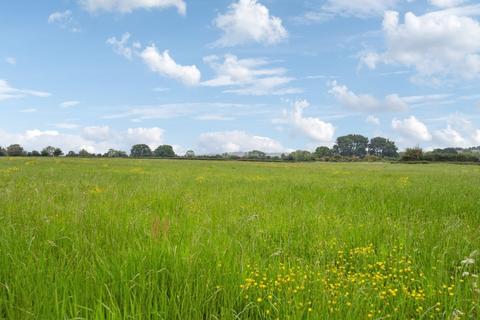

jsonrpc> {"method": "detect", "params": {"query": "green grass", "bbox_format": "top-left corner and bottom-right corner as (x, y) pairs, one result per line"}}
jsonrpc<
(1, 158), (479, 319)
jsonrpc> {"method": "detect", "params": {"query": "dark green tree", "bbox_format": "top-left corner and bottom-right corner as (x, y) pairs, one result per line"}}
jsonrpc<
(131, 144), (153, 158)
(54, 148), (64, 157)
(402, 147), (423, 161)
(314, 146), (332, 158)
(41, 146), (56, 157)
(334, 134), (369, 157)
(0, 147), (6, 156)
(154, 145), (176, 158)
(78, 149), (93, 158)
(368, 137), (398, 158)
(289, 150), (314, 161)
(7, 144), (25, 157)
(104, 149), (127, 158)
(247, 150), (266, 159)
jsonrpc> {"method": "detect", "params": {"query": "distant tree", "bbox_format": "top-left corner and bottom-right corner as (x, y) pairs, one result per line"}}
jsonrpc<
(7, 144), (25, 157)
(66, 151), (78, 157)
(0, 147), (7, 157)
(314, 146), (332, 158)
(154, 145), (175, 158)
(185, 150), (195, 158)
(368, 137), (398, 158)
(29, 150), (41, 157)
(105, 149), (127, 158)
(334, 134), (369, 157)
(78, 149), (93, 158)
(289, 150), (314, 161)
(247, 150), (266, 159)
(402, 147), (423, 161)
(41, 146), (56, 157)
(130, 144), (152, 158)
(54, 148), (63, 157)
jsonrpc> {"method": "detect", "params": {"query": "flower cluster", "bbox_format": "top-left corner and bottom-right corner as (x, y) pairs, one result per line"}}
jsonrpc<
(240, 244), (459, 319)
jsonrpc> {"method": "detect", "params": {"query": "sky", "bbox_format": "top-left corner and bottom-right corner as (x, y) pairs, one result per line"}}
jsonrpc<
(1, 0), (480, 155)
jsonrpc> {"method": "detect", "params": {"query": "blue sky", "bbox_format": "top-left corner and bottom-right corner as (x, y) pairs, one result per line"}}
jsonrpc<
(1, 0), (480, 154)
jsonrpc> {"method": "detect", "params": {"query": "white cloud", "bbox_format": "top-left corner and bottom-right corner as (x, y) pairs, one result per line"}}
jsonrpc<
(60, 100), (80, 108)
(107, 33), (137, 60)
(82, 126), (112, 141)
(125, 127), (165, 149)
(0, 126), (166, 154)
(362, 9), (480, 81)
(286, 100), (336, 143)
(140, 45), (201, 86)
(48, 10), (81, 32)
(392, 116), (432, 142)
(296, 0), (399, 23)
(0, 80), (51, 101)
(323, 0), (399, 18)
(79, 0), (186, 15)
(0, 129), (98, 154)
(328, 81), (408, 112)
(103, 102), (265, 122)
(6, 57), (16, 65)
(213, 0), (288, 47)
(202, 54), (299, 96)
(107, 33), (200, 86)
(432, 114), (480, 147)
(197, 130), (285, 154)
(366, 115), (380, 125)
(429, 0), (464, 8)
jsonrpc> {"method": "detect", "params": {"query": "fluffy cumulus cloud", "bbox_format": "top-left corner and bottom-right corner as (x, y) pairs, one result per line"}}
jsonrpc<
(432, 115), (480, 148)
(328, 81), (408, 112)
(285, 100), (335, 143)
(392, 116), (432, 142)
(202, 54), (299, 95)
(125, 127), (165, 149)
(107, 33), (201, 86)
(82, 126), (113, 141)
(362, 9), (480, 81)
(0, 80), (51, 101)
(0, 126), (166, 154)
(79, 0), (186, 15)
(197, 130), (285, 154)
(140, 45), (201, 86)
(391, 114), (480, 148)
(213, 0), (288, 47)
(48, 10), (81, 32)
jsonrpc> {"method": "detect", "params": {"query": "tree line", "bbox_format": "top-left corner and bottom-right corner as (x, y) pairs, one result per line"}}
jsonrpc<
(1, 134), (479, 162)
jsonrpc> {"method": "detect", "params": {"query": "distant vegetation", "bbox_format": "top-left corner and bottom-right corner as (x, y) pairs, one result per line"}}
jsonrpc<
(1, 134), (480, 162)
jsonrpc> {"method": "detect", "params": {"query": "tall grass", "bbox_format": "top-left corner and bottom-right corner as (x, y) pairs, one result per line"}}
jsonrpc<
(0, 158), (479, 319)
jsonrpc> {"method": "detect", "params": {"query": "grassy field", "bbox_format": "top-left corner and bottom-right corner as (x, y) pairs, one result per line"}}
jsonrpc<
(0, 158), (479, 319)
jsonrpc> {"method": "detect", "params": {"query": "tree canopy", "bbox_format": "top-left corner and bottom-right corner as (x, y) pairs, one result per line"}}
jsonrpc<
(131, 144), (152, 158)
(154, 145), (176, 158)
(6, 144), (25, 157)
(333, 134), (369, 157)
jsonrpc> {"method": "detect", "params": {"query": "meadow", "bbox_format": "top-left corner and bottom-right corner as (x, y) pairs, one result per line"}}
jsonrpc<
(0, 158), (479, 319)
